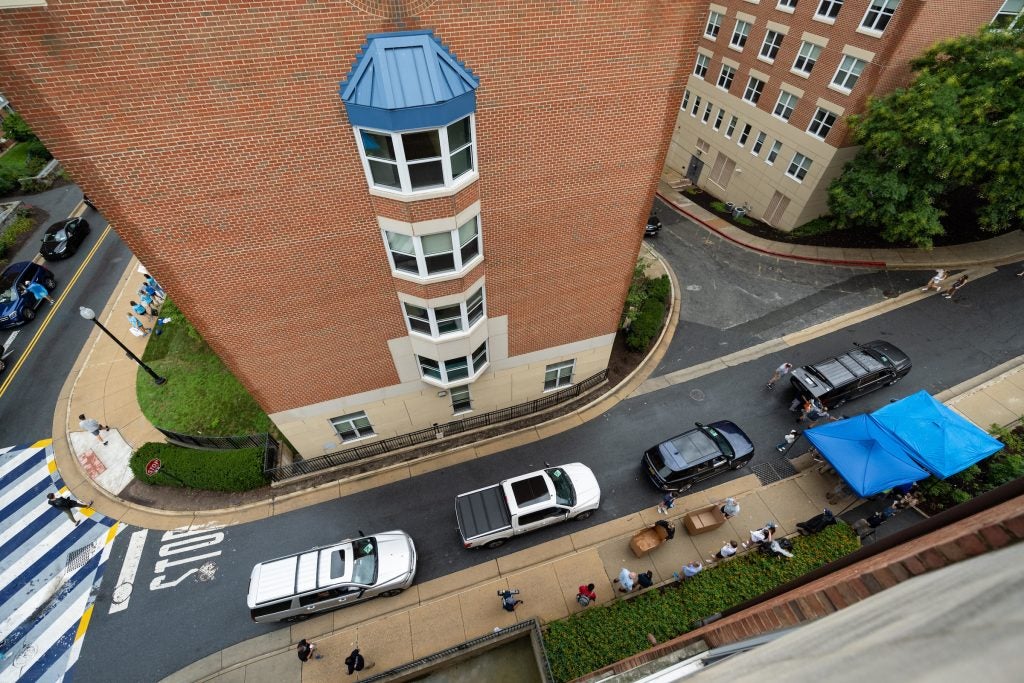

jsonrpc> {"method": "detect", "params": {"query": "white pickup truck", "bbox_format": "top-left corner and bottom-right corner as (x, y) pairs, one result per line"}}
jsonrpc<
(455, 463), (601, 549)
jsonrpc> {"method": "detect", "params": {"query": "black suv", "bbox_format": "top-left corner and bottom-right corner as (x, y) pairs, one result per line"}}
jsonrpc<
(642, 421), (755, 492)
(790, 340), (912, 409)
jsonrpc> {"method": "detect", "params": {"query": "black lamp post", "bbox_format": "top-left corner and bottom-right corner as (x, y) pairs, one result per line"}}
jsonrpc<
(79, 306), (166, 385)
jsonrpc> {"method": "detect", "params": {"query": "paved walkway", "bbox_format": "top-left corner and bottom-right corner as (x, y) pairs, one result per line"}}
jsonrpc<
(43, 196), (1024, 681)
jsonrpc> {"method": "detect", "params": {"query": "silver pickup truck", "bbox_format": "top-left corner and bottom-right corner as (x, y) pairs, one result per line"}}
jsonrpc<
(455, 463), (601, 549)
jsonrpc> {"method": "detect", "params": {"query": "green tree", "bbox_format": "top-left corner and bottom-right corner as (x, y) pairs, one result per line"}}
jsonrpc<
(1, 112), (37, 143)
(828, 26), (1024, 248)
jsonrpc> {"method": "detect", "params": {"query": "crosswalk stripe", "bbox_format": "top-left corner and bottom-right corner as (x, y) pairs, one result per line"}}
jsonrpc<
(0, 447), (44, 486)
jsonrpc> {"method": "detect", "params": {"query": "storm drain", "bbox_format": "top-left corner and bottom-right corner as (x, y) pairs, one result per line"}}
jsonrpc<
(64, 544), (97, 575)
(751, 459), (798, 486)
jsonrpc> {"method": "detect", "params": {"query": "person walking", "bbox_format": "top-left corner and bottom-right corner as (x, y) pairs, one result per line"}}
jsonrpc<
(766, 362), (793, 389)
(576, 583), (598, 607)
(614, 568), (637, 592)
(719, 497), (740, 518)
(776, 429), (799, 453)
(297, 638), (322, 662)
(345, 648), (374, 674)
(47, 492), (92, 526)
(78, 414), (109, 446)
(657, 491), (676, 515)
(127, 312), (151, 336)
(942, 274), (968, 300)
(921, 269), (947, 292)
(709, 540), (739, 562)
(500, 589), (523, 611)
(23, 280), (55, 304)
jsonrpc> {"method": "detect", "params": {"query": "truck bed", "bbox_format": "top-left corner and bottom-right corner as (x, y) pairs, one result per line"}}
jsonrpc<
(456, 485), (512, 541)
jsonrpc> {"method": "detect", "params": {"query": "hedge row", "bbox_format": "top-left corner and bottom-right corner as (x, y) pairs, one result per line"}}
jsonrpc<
(544, 524), (860, 682)
(0, 212), (35, 260)
(130, 442), (267, 492)
(625, 274), (670, 352)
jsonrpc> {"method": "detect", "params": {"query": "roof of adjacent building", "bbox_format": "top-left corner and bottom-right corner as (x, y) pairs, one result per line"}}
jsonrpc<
(340, 30), (479, 130)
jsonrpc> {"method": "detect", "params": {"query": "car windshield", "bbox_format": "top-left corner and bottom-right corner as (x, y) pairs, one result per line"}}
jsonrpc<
(350, 537), (378, 585)
(545, 467), (576, 506)
(0, 274), (19, 304)
(44, 229), (68, 242)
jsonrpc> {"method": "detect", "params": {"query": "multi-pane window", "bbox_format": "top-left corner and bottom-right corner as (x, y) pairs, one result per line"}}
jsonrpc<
(331, 411), (374, 442)
(992, 0), (1024, 29)
(760, 31), (784, 60)
(773, 91), (799, 121)
(385, 218), (482, 278)
(695, 53), (711, 78)
(743, 77), (765, 104)
(691, 94), (703, 116)
(544, 360), (575, 390)
(778, 0), (798, 9)
(451, 386), (472, 413)
(705, 11), (723, 38)
(702, 101), (714, 123)
(816, 0), (844, 19)
(793, 42), (822, 75)
(786, 152), (813, 181)
(682, 89), (691, 111)
(418, 341), (489, 384)
(717, 65), (736, 90)
(713, 108), (726, 130)
(861, 0), (899, 32)
(358, 115), (474, 193)
(403, 287), (486, 338)
(737, 123), (752, 146)
(832, 55), (866, 91)
(766, 140), (782, 164)
(730, 20), (752, 49)
(807, 107), (839, 139)
(751, 131), (767, 155)
(725, 115), (739, 138)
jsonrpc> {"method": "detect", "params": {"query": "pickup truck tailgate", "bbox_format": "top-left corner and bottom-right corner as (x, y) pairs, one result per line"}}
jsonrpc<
(456, 486), (512, 541)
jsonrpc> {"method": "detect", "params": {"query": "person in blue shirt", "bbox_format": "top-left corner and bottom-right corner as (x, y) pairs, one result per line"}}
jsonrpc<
(23, 280), (55, 304)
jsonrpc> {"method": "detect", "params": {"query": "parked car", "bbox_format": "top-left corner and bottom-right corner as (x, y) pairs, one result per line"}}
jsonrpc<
(246, 530), (416, 623)
(645, 214), (662, 237)
(39, 216), (91, 261)
(790, 340), (912, 409)
(0, 261), (57, 329)
(456, 463), (601, 548)
(643, 421), (754, 492)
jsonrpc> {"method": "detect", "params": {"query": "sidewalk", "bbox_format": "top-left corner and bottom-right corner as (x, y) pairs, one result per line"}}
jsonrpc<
(44, 198), (1024, 681)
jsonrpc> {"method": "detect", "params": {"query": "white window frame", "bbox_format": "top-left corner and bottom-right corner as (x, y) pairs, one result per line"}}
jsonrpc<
(766, 140), (782, 164)
(331, 411), (375, 443)
(702, 101), (714, 123)
(737, 123), (752, 147)
(760, 30), (784, 61)
(713, 108), (726, 131)
(691, 94), (703, 117)
(450, 385), (472, 414)
(807, 107), (838, 139)
(682, 89), (691, 111)
(356, 115), (476, 196)
(418, 341), (489, 387)
(992, 0), (1024, 29)
(544, 360), (575, 391)
(384, 217), (483, 281)
(743, 77), (765, 104)
(717, 65), (737, 91)
(831, 55), (866, 92)
(730, 20), (752, 49)
(705, 11), (723, 38)
(777, 0), (798, 11)
(402, 287), (486, 339)
(773, 90), (799, 121)
(786, 152), (813, 181)
(725, 115), (739, 139)
(793, 42), (822, 76)
(815, 0), (844, 21)
(861, 0), (899, 33)
(695, 53), (711, 78)
(751, 131), (767, 155)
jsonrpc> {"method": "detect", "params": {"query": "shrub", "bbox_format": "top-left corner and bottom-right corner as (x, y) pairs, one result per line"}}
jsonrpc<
(0, 168), (17, 195)
(544, 524), (860, 682)
(625, 296), (664, 351)
(646, 274), (671, 304)
(0, 212), (35, 259)
(917, 423), (1024, 513)
(710, 200), (728, 213)
(1, 112), (36, 143)
(130, 442), (268, 492)
(789, 216), (837, 238)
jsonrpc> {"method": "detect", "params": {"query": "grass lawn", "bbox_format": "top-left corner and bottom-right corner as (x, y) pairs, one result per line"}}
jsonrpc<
(0, 142), (31, 174)
(137, 299), (272, 435)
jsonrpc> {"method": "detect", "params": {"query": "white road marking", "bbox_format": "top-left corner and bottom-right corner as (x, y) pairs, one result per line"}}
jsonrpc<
(107, 528), (147, 614)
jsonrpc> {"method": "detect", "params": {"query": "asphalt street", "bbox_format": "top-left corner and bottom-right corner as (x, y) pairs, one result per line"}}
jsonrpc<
(73, 209), (1024, 682)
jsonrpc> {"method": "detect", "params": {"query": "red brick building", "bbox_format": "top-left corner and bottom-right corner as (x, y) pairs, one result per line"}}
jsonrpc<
(666, 0), (1020, 230)
(0, 1), (702, 456)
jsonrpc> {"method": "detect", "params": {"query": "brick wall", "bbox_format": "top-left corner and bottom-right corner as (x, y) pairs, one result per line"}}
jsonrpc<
(0, 0), (702, 414)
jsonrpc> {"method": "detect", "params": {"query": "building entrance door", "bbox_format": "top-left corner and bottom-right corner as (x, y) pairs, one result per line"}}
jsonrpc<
(686, 155), (705, 184)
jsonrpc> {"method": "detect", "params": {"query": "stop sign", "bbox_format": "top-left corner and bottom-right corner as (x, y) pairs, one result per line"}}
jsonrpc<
(145, 458), (162, 476)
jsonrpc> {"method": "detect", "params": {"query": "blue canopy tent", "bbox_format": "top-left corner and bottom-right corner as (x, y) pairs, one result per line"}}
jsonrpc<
(804, 415), (930, 497)
(871, 390), (1004, 479)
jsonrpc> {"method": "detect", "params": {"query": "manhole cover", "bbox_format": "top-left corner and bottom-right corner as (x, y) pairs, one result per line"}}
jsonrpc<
(689, 389), (705, 401)
(65, 544), (96, 574)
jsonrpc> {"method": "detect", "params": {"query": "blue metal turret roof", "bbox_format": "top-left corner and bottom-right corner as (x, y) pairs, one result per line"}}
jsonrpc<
(340, 30), (479, 131)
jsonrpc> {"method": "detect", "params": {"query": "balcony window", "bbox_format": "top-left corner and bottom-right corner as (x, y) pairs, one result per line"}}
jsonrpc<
(357, 115), (475, 194)
(402, 287), (486, 338)
(384, 217), (482, 280)
(418, 342), (489, 386)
